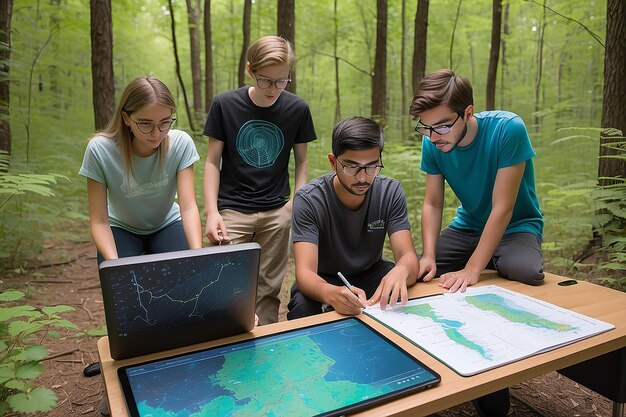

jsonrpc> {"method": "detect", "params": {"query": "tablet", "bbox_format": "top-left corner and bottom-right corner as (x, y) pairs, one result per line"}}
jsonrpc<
(118, 317), (441, 417)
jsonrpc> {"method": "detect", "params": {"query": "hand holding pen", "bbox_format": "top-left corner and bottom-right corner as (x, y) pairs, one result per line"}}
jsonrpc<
(337, 272), (368, 310)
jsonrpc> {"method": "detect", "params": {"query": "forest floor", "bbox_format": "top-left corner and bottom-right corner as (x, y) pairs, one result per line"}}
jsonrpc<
(2, 240), (614, 417)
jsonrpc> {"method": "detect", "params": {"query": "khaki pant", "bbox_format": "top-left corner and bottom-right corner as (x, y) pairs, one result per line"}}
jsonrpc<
(219, 205), (291, 325)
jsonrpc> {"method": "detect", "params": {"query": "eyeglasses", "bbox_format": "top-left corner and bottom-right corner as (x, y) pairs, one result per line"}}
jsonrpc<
(130, 117), (176, 135)
(414, 113), (462, 136)
(337, 159), (384, 177)
(254, 74), (291, 90)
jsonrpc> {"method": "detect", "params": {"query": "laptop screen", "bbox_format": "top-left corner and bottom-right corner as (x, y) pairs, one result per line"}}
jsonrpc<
(99, 243), (260, 359)
(118, 317), (440, 417)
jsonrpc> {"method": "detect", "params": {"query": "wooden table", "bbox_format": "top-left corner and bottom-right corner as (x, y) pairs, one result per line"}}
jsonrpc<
(98, 272), (626, 416)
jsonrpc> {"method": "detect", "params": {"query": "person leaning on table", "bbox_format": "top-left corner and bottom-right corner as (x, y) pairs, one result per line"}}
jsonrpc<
(287, 116), (420, 319)
(410, 68), (545, 417)
(77, 76), (203, 410)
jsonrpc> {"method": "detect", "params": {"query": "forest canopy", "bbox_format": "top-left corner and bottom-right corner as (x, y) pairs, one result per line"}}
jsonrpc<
(1, 0), (624, 288)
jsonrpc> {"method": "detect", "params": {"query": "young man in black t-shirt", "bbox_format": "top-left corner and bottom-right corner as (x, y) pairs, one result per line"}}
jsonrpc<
(203, 36), (316, 325)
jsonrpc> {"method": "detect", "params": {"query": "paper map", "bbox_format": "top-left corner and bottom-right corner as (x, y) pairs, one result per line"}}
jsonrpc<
(364, 285), (614, 376)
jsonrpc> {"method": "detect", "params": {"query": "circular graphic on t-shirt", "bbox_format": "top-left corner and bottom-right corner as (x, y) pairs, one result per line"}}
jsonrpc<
(236, 120), (285, 168)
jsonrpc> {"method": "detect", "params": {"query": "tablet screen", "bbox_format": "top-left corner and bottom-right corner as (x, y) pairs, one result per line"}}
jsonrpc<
(118, 317), (440, 417)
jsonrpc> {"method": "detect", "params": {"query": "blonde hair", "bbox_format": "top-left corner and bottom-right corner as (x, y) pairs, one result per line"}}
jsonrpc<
(92, 76), (176, 179)
(247, 36), (295, 73)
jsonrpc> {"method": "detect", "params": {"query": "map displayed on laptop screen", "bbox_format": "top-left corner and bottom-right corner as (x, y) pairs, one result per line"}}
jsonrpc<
(118, 318), (440, 417)
(103, 249), (257, 336)
(99, 244), (261, 359)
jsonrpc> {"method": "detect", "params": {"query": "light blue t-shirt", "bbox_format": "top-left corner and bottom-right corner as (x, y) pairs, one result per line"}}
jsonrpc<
(420, 110), (543, 238)
(79, 129), (200, 235)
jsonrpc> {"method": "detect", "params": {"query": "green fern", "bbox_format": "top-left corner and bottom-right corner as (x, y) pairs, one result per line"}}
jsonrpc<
(0, 290), (77, 415)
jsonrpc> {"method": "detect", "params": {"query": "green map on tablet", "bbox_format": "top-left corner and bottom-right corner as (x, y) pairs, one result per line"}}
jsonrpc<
(118, 317), (440, 417)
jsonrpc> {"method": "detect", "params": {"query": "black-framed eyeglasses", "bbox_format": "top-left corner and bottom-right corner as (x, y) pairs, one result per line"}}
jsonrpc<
(254, 74), (291, 90)
(337, 159), (384, 177)
(415, 113), (462, 136)
(130, 117), (177, 135)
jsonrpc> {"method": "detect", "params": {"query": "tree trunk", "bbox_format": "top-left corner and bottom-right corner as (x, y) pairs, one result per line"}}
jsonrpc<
(90, 0), (115, 131)
(168, 0), (196, 132)
(533, 0), (546, 131)
(357, 5), (374, 71)
(598, 0), (626, 184)
(333, 0), (340, 123)
(186, 0), (202, 117)
(371, 0), (387, 122)
(485, 0), (502, 111)
(556, 30), (575, 126)
(400, 0), (406, 131)
(238, 0), (252, 88)
(449, 0), (462, 69)
(204, 0), (214, 112)
(499, 2), (509, 108)
(277, 0), (296, 94)
(0, 0), (12, 157)
(49, 4), (61, 111)
(412, 0), (429, 94)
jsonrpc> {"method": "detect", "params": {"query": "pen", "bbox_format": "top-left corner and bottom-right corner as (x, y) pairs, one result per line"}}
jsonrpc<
(337, 272), (367, 309)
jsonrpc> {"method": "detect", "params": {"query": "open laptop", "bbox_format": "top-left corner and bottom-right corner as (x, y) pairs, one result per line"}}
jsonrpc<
(98, 242), (261, 360)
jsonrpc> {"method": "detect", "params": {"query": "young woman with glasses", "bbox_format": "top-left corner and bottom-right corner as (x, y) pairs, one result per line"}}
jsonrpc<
(203, 35), (317, 325)
(79, 76), (202, 264)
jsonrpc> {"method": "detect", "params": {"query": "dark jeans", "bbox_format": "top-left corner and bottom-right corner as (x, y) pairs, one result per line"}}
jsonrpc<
(435, 227), (544, 285)
(287, 260), (395, 320)
(96, 221), (189, 264)
(474, 388), (510, 417)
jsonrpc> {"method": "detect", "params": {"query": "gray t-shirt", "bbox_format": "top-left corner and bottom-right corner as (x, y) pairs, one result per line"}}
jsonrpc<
(79, 129), (200, 235)
(292, 174), (411, 278)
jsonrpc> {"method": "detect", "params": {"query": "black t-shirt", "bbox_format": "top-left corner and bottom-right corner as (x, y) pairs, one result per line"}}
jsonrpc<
(204, 87), (317, 212)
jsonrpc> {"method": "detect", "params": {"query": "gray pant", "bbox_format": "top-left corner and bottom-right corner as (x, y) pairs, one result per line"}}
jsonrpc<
(435, 227), (544, 285)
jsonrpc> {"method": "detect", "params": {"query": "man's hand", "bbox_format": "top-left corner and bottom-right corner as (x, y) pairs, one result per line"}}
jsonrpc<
(324, 284), (367, 316)
(418, 255), (437, 282)
(439, 268), (480, 293)
(284, 198), (293, 212)
(204, 212), (229, 244)
(368, 267), (409, 310)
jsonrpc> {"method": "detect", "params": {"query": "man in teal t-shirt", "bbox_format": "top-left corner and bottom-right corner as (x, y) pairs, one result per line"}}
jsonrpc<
(410, 68), (543, 294)
(409, 67), (544, 417)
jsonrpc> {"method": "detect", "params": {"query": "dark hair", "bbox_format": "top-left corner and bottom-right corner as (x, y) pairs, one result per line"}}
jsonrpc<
(409, 69), (473, 117)
(332, 116), (384, 157)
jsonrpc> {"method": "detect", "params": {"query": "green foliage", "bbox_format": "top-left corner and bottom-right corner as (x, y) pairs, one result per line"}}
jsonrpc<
(0, 151), (69, 270)
(80, 324), (108, 338)
(0, 290), (78, 415)
(539, 128), (626, 288)
(6, 0), (618, 291)
(591, 136), (626, 289)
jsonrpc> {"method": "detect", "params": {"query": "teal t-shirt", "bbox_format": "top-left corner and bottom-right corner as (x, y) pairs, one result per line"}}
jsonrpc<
(79, 129), (200, 235)
(420, 110), (543, 238)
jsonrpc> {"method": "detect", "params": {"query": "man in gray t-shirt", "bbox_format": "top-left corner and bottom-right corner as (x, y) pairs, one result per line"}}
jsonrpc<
(287, 117), (420, 319)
